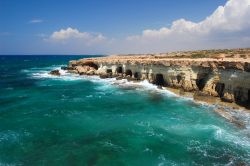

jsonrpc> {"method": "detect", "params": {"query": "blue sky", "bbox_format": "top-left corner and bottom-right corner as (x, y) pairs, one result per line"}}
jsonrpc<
(0, 0), (249, 55)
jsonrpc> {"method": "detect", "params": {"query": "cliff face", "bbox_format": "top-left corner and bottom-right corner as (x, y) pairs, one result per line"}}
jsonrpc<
(67, 54), (250, 108)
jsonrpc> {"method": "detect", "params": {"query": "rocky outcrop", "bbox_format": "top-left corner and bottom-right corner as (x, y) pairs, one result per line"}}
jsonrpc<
(66, 51), (250, 109)
(61, 66), (67, 70)
(75, 66), (96, 75)
(49, 70), (61, 76)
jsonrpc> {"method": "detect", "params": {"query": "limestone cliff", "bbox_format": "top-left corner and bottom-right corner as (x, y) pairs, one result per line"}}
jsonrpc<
(66, 49), (250, 108)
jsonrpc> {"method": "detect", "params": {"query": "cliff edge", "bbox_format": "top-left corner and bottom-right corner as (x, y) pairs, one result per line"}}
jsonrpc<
(66, 48), (250, 109)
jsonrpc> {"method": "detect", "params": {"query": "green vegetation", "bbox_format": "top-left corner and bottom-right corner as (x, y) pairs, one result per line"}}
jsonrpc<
(190, 53), (207, 58)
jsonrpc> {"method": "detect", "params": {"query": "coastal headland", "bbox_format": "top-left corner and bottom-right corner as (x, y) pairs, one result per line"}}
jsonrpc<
(55, 48), (250, 111)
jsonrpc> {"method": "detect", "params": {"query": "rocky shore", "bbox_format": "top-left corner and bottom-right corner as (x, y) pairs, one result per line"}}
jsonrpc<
(52, 49), (250, 112)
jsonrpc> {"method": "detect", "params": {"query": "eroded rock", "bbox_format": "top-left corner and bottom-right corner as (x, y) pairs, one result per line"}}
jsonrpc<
(49, 70), (60, 76)
(64, 49), (250, 109)
(193, 91), (217, 104)
(76, 66), (96, 75)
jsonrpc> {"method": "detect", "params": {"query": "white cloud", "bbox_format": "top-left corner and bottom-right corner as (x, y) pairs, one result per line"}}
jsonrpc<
(43, 0), (250, 54)
(49, 27), (106, 45)
(45, 27), (109, 54)
(29, 19), (43, 24)
(50, 27), (89, 40)
(124, 0), (250, 53)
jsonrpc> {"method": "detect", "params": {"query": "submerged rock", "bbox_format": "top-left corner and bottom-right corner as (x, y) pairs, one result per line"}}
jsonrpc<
(49, 70), (60, 76)
(116, 76), (123, 80)
(148, 93), (164, 103)
(99, 73), (113, 79)
(61, 66), (68, 70)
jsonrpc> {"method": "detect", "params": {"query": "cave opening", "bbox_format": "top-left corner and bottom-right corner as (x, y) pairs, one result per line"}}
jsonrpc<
(106, 69), (112, 74)
(154, 74), (165, 86)
(177, 75), (182, 84)
(234, 88), (242, 103)
(116, 67), (123, 74)
(196, 78), (206, 90)
(215, 83), (225, 98)
(125, 69), (132, 77)
(233, 87), (246, 108)
(88, 62), (98, 70)
(196, 73), (209, 90)
(134, 72), (139, 80)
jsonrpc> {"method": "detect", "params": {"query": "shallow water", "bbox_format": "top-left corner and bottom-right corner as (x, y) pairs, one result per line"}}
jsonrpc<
(0, 55), (250, 165)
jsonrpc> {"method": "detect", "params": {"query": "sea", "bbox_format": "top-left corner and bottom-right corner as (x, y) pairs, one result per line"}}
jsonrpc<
(0, 55), (250, 166)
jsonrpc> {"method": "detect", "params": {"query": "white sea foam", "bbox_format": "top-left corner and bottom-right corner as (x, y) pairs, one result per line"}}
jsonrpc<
(24, 65), (239, 107)
(208, 124), (250, 150)
(225, 108), (250, 130)
(28, 65), (83, 81)
(0, 130), (20, 143)
(27, 65), (250, 131)
(106, 78), (178, 97)
(0, 130), (31, 143)
(186, 124), (250, 152)
(230, 73), (238, 78)
(26, 65), (183, 97)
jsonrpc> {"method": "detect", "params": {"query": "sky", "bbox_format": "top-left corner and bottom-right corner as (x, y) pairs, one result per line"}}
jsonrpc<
(0, 0), (250, 55)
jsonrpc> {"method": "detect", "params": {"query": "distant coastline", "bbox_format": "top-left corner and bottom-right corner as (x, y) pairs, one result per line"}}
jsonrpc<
(0, 54), (107, 56)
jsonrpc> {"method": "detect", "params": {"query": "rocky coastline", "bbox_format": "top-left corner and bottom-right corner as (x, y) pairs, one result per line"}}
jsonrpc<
(50, 49), (250, 120)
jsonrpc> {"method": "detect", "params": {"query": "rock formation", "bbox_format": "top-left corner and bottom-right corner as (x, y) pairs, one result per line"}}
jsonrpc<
(65, 49), (250, 109)
(49, 70), (61, 76)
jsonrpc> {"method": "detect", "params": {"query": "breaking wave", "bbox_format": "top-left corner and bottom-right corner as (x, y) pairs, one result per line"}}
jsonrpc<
(24, 65), (250, 131)
(24, 65), (178, 97)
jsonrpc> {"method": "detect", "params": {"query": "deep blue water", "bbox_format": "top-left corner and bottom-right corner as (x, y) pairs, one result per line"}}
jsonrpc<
(0, 55), (250, 166)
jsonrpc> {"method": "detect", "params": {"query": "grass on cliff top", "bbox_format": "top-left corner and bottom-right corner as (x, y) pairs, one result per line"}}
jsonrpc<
(159, 48), (250, 59)
(116, 48), (250, 59)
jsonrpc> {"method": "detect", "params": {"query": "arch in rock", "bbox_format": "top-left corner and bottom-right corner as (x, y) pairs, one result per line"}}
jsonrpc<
(125, 69), (132, 77)
(154, 74), (165, 86)
(116, 66), (123, 74)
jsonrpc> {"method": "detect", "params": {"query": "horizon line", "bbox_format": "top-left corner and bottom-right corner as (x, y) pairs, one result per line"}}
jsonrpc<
(0, 54), (107, 56)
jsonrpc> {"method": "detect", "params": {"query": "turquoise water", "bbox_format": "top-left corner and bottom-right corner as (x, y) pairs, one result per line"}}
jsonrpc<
(0, 56), (250, 166)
